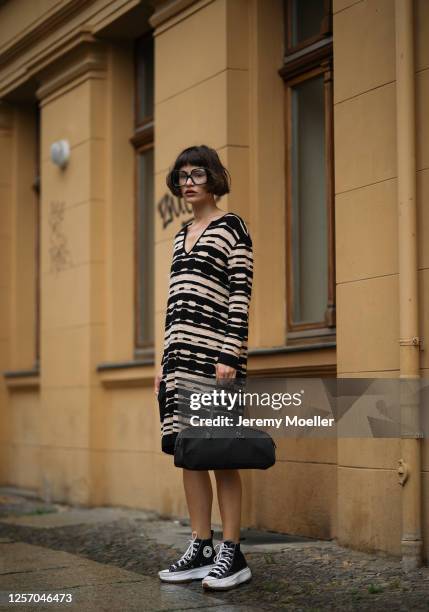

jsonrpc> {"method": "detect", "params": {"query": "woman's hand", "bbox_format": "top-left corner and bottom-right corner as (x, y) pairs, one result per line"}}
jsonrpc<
(154, 366), (163, 396)
(215, 362), (236, 380)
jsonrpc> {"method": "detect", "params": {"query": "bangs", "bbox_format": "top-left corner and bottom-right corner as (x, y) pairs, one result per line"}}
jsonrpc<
(173, 148), (209, 171)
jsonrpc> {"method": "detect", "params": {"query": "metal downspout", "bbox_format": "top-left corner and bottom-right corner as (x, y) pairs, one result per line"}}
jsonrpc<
(394, 0), (423, 570)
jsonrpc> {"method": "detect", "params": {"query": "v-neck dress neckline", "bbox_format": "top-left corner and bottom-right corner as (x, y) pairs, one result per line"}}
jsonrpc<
(182, 213), (230, 256)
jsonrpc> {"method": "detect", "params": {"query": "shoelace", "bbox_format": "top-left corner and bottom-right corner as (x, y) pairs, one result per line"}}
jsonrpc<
(208, 542), (235, 577)
(170, 531), (199, 570)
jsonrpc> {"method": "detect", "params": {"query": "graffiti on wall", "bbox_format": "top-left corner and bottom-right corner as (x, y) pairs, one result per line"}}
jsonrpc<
(48, 201), (73, 274)
(157, 193), (193, 229)
(157, 192), (222, 229)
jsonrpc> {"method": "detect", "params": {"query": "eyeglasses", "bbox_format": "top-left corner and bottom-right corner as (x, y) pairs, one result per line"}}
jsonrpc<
(172, 167), (209, 187)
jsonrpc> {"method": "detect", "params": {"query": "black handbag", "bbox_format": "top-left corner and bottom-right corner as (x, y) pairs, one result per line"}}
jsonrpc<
(173, 423), (276, 470)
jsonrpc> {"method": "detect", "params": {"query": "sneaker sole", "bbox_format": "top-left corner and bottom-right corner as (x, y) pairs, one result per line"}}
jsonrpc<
(158, 563), (216, 583)
(202, 566), (252, 590)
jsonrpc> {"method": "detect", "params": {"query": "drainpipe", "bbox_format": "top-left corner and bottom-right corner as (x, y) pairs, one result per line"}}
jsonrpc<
(394, 0), (423, 570)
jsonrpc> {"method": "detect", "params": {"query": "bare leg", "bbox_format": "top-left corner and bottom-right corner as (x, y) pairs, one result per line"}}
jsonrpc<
(182, 468), (213, 539)
(214, 469), (242, 543)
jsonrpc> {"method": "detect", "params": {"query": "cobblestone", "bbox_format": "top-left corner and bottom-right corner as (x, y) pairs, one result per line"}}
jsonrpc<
(1, 488), (429, 611)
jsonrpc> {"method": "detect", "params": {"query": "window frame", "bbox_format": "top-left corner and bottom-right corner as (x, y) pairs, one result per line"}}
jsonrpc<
(280, 1), (335, 345)
(132, 31), (155, 359)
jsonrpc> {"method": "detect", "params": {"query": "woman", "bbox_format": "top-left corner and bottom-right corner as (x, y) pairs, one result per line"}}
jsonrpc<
(154, 145), (254, 591)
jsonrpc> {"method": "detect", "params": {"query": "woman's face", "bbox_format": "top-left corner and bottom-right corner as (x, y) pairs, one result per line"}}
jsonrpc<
(177, 164), (210, 203)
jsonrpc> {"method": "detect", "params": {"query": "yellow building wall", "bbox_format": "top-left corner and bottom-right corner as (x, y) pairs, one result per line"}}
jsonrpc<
(0, 102), (40, 488)
(1, 0), (429, 559)
(333, 0), (429, 560)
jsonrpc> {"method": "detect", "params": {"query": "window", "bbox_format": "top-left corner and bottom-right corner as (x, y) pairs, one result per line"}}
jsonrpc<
(280, 0), (335, 343)
(284, 0), (331, 53)
(132, 32), (155, 358)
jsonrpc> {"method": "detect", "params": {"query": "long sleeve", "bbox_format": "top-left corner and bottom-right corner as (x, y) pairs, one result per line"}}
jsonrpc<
(217, 232), (254, 370)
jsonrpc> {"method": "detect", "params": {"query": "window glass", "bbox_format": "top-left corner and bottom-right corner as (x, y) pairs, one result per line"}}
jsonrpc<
(136, 37), (154, 123)
(137, 147), (154, 345)
(291, 0), (326, 46)
(291, 74), (328, 323)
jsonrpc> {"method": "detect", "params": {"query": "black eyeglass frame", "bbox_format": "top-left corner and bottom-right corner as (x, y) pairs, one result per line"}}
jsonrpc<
(172, 167), (211, 187)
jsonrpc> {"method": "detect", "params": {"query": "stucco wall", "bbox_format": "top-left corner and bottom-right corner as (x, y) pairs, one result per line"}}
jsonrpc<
(1, 0), (428, 557)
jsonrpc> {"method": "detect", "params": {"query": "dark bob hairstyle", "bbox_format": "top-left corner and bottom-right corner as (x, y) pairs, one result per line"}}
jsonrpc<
(166, 145), (231, 198)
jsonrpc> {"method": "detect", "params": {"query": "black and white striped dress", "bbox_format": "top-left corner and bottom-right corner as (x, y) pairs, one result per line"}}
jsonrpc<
(159, 212), (254, 455)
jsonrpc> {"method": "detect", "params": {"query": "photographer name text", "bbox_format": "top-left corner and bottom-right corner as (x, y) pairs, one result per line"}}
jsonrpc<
(189, 415), (335, 428)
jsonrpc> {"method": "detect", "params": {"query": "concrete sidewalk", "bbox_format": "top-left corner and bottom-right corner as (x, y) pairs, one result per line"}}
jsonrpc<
(1, 539), (257, 611)
(1, 486), (429, 611)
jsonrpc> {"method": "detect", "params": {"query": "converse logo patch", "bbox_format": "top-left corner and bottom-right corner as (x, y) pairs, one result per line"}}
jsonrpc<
(202, 545), (213, 558)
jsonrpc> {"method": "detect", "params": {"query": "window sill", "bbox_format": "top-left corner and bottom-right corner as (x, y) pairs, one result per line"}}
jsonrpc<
(3, 366), (40, 390)
(286, 329), (336, 346)
(249, 341), (336, 357)
(97, 357), (156, 389)
(248, 342), (336, 377)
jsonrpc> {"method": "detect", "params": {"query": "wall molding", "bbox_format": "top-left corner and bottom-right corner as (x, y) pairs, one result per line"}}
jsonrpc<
(149, 0), (213, 35)
(0, 0), (99, 66)
(0, 0), (140, 99)
(35, 39), (108, 103)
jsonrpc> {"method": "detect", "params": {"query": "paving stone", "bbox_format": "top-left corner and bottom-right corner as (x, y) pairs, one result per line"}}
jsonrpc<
(1, 507), (157, 529)
(0, 542), (225, 611)
(1, 487), (429, 610)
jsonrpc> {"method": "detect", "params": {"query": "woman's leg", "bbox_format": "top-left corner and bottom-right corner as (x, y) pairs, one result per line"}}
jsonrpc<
(182, 468), (213, 539)
(158, 468), (215, 582)
(213, 469), (242, 542)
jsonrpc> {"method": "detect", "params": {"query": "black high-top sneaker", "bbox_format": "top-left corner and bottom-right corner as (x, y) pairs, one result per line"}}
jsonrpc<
(158, 529), (215, 583)
(202, 540), (252, 590)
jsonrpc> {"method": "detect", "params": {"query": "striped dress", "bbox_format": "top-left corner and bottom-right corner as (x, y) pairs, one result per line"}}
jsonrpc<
(158, 212), (254, 455)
